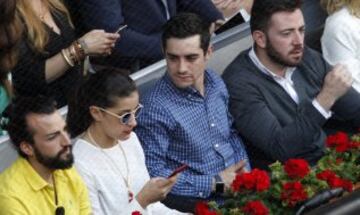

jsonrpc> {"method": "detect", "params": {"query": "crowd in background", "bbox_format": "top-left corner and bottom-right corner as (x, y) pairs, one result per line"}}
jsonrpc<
(0, 0), (360, 214)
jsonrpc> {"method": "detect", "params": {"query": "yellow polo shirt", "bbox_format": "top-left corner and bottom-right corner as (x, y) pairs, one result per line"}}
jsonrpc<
(0, 157), (92, 215)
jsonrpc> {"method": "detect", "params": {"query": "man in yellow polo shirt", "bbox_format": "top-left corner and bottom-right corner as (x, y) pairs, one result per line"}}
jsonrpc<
(0, 96), (91, 215)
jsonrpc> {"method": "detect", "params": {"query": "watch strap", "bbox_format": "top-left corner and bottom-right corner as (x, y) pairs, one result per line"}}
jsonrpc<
(214, 174), (224, 194)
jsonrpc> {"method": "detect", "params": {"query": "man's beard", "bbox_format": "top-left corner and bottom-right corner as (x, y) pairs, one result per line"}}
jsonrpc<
(266, 38), (303, 67)
(34, 146), (74, 170)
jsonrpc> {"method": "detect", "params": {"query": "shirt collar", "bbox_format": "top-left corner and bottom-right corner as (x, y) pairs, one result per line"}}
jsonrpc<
(248, 46), (296, 80)
(164, 69), (215, 97)
(19, 157), (68, 191)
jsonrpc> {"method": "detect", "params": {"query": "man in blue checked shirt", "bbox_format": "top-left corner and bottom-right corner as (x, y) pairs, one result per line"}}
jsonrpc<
(135, 13), (250, 213)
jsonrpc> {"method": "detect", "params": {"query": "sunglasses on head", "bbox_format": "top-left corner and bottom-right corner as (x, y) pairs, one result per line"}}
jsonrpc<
(97, 104), (143, 125)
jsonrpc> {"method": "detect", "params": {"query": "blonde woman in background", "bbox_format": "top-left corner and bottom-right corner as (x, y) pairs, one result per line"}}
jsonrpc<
(12, 0), (120, 107)
(321, 0), (360, 92)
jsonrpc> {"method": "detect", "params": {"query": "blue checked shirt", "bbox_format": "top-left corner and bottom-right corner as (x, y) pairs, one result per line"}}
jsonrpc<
(135, 69), (249, 198)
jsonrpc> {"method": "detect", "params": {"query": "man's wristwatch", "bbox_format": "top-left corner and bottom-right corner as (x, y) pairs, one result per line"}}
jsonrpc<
(214, 174), (225, 194)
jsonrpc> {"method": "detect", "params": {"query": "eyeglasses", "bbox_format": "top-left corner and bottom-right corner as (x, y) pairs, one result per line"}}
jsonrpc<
(55, 206), (65, 215)
(98, 104), (143, 125)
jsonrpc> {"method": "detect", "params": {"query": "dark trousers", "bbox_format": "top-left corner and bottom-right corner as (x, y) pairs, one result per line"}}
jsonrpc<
(162, 194), (201, 213)
(162, 193), (224, 213)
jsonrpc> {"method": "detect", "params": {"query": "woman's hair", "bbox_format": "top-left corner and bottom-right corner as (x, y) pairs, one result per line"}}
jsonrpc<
(321, 0), (360, 17)
(67, 69), (138, 138)
(0, 0), (22, 96)
(16, 0), (73, 52)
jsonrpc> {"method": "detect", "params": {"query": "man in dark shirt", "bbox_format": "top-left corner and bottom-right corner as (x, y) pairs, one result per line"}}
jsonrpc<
(67, 0), (224, 72)
(222, 0), (360, 169)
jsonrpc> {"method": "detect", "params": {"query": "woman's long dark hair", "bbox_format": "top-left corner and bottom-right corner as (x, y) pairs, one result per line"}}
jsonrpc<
(66, 69), (137, 138)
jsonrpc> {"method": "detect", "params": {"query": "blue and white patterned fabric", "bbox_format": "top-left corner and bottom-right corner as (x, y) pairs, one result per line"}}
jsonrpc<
(135, 69), (250, 199)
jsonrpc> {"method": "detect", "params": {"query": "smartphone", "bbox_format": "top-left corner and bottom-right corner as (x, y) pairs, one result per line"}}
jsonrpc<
(168, 164), (188, 178)
(115, 24), (128, 33)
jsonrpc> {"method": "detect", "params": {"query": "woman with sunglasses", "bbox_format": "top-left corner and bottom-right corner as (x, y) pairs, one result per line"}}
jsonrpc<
(67, 70), (186, 215)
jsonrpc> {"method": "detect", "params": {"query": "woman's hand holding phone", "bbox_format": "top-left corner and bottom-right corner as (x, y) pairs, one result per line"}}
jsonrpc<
(136, 176), (178, 208)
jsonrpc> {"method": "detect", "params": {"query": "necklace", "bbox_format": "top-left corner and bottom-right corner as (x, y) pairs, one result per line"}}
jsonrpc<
(86, 129), (134, 203)
(53, 174), (65, 215)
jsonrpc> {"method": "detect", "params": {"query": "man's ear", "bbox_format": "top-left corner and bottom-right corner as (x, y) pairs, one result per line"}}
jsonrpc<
(252, 30), (267, 49)
(20, 141), (34, 157)
(89, 106), (103, 122)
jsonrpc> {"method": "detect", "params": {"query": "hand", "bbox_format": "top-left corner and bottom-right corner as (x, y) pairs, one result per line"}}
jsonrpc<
(219, 160), (247, 189)
(79, 30), (120, 56)
(242, 0), (254, 14)
(136, 176), (178, 208)
(316, 64), (353, 111)
(213, 0), (243, 18)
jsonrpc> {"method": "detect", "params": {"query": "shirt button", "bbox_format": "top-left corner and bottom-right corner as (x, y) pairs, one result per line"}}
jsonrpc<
(210, 123), (215, 127)
(215, 144), (219, 148)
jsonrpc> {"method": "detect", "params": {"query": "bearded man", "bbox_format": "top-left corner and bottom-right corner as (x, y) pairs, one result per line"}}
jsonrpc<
(0, 96), (91, 215)
(222, 0), (360, 170)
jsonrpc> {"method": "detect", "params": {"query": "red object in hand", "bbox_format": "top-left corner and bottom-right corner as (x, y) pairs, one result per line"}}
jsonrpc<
(168, 164), (188, 178)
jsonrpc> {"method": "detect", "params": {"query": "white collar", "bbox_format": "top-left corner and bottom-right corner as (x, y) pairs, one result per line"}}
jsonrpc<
(248, 46), (296, 80)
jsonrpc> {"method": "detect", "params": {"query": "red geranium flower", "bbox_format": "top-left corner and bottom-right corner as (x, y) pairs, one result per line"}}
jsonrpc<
(349, 141), (360, 149)
(326, 132), (350, 152)
(195, 201), (218, 215)
(328, 176), (344, 188)
(284, 159), (310, 179)
(335, 142), (349, 152)
(231, 169), (270, 192)
(317, 170), (353, 192)
(316, 169), (337, 181)
(242, 200), (269, 215)
(252, 169), (271, 192)
(242, 172), (256, 190)
(280, 182), (308, 207)
(328, 177), (354, 192)
(341, 179), (353, 192)
(327, 132), (348, 146)
(232, 174), (243, 191)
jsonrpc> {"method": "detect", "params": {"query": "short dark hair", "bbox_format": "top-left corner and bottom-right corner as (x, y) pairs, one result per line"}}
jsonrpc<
(250, 0), (302, 33)
(5, 96), (57, 158)
(162, 13), (211, 54)
(66, 69), (137, 138)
